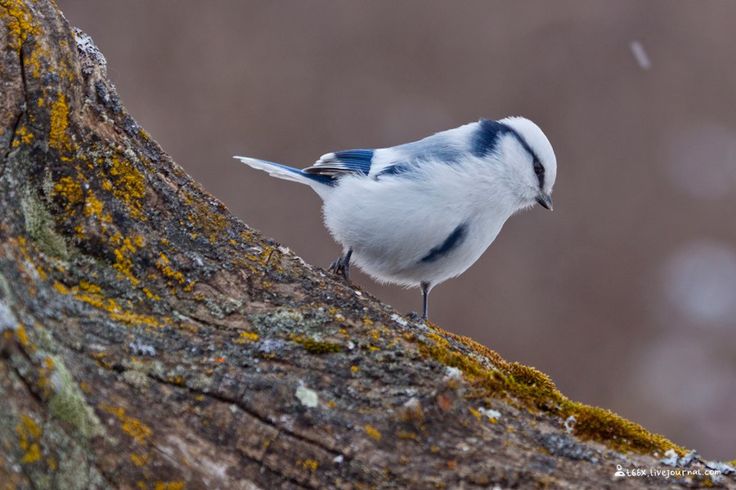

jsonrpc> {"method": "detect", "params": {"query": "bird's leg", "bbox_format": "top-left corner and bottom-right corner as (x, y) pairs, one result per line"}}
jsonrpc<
(329, 248), (353, 281)
(420, 281), (431, 320)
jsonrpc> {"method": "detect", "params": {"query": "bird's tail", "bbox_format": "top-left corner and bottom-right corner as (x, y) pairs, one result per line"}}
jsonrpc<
(233, 156), (334, 189)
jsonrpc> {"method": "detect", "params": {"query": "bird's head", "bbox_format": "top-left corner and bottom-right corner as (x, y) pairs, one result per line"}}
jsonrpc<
(493, 116), (557, 211)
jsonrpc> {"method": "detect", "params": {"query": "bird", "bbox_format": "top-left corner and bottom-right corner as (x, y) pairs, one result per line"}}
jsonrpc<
(234, 117), (556, 320)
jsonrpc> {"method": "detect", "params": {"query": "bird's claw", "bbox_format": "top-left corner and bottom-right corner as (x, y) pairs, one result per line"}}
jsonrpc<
(406, 311), (426, 322)
(329, 255), (350, 281)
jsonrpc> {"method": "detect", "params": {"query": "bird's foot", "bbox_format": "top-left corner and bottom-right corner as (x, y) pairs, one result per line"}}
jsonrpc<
(406, 311), (426, 323)
(329, 255), (350, 281)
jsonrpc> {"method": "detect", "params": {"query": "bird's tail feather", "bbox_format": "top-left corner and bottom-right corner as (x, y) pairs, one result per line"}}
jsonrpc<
(233, 156), (333, 188)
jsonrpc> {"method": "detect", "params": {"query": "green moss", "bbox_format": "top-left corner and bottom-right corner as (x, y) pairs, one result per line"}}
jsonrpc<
(562, 403), (677, 454)
(47, 355), (104, 439)
(21, 189), (69, 260)
(416, 327), (684, 456)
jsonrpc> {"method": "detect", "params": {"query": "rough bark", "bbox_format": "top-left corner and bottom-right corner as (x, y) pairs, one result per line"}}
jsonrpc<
(0, 1), (734, 489)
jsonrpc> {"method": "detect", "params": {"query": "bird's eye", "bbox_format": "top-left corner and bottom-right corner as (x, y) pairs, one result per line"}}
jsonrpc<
(533, 160), (544, 176)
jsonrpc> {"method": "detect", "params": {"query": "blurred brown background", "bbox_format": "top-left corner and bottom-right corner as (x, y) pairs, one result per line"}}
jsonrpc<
(59, 1), (736, 459)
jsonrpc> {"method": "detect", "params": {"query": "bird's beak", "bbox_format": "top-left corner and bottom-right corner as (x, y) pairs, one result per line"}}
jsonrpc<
(536, 193), (553, 211)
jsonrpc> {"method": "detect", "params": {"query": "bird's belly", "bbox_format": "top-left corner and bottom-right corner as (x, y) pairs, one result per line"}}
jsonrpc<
(322, 178), (507, 286)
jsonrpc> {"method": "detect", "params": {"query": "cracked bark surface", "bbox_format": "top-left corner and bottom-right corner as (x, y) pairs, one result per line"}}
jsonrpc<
(1, 1), (735, 489)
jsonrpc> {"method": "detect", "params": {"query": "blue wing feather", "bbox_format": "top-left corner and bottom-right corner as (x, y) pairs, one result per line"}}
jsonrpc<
(303, 148), (374, 177)
(331, 149), (374, 175)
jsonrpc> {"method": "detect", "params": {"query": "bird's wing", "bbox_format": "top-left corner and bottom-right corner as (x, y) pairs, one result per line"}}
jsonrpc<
(303, 122), (476, 179)
(370, 130), (466, 177)
(303, 149), (375, 177)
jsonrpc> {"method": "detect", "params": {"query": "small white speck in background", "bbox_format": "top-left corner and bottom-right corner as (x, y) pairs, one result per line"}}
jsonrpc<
(629, 40), (651, 70)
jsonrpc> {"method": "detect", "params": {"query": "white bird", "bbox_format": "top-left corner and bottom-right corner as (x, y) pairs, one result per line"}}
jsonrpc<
(235, 117), (556, 319)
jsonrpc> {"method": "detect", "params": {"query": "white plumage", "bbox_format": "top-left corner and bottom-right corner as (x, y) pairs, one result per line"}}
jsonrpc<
(235, 116), (557, 319)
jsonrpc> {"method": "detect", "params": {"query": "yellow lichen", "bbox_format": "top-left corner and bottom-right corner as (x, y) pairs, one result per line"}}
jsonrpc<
(153, 482), (185, 490)
(235, 331), (259, 344)
(468, 407), (481, 421)
(54, 281), (162, 328)
(107, 156), (147, 219)
(184, 190), (230, 244)
(53, 176), (83, 210)
(0, 0), (40, 52)
(130, 452), (149, 467)
(350, 365), (359, 374)
(15, 324), (29, 348)
(16, 414), (43, 464)
(102, 404), (152, 445)
(364, 424), (381, 441)
(11, 125), (33, 148)
(78, 280), (101, 294)
(300, 459), (319, 472)
(84, 193), (111, 223)
(155, 253), (185, 286)
(396, 430), (418, 440)
(49, 93), (71, 153)
(110, 232), (143, 286)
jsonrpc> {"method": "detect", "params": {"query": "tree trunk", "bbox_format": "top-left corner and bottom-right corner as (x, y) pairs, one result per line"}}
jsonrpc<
(0, 1), (733, 488)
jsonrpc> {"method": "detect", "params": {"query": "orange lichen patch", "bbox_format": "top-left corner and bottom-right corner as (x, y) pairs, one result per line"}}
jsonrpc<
(107, 156), (147, 219)
(49, 93), (72, 153)
(11, 125), (33, 148)
(416, 326), (684, 455)
(16, 414), (43, 464)
(15, 324), (30, 348)
(110, 232), (144, 286)
(364, 424), (382, 442)
(101, 404), (152, 445)
(155, 253), (183, 284)
(0, 0), (40, 52)
(53, 281), (162, 328)
(53, 176), (84, 210)
(83, 193), (112, 223)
